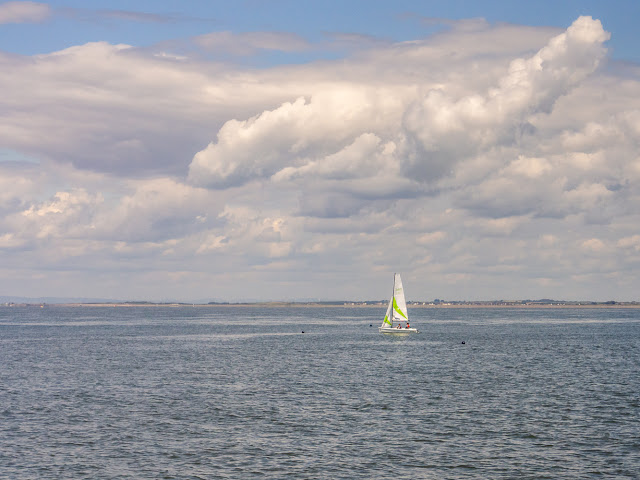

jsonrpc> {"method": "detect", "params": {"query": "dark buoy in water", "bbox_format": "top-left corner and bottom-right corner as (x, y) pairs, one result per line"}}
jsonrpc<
(370, 324), (372, 327)
(461, 341), (466, 344)
(301, 331), (304, 333)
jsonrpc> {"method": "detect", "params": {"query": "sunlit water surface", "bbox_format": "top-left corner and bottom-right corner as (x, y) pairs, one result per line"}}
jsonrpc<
(1, 306), (639, 479)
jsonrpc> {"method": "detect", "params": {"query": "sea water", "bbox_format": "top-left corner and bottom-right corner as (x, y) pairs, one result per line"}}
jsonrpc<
(1, 305), (638, 479)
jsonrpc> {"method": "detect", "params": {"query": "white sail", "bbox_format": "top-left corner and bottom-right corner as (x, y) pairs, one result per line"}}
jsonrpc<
(381, 296), (393, 328)
(379, 273), (417, 334)
(391, 273), (408, 323)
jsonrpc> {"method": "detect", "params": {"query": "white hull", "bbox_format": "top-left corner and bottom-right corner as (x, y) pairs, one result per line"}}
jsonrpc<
(379, 327), (419, 335)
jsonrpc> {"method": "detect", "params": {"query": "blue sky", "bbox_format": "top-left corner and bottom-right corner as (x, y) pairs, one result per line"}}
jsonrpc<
(1, 1), (640, 302)
(3, 1), (639, 62)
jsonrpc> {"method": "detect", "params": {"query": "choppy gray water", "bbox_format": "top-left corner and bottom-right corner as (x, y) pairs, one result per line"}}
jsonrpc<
(1, 305), (639, 479)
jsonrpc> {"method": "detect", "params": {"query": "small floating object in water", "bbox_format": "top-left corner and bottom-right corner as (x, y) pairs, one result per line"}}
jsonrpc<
(461, 341), (466, 344)
(301, 331), (304, 333)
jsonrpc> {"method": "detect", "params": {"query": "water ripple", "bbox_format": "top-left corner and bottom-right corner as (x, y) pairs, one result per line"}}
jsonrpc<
(0, 306), (639, 478)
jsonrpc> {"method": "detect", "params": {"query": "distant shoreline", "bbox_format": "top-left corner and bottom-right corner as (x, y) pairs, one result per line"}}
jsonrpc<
(7, 302), (639, 309)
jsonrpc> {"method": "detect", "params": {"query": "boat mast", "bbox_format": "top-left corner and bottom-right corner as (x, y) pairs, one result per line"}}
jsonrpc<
(392, 273), (396, 326)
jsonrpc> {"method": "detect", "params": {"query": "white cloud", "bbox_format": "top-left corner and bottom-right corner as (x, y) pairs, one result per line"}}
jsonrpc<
(618, 235), (640, 251)
(402, 17), (609, 177)
(194, 31), (309, 55)
(506, 155), (553, 178)
(0, 41), (299, 175)
(581, 238), (607, 252)
(0, 1), (49, 24)
(2, 15), (640, 301)
(0, 167), (39, 212)
(13, 188), (102, 240)
(187, 88), (407, 190)
(187, 17), (614, 214)
(0, 233), (22, 248)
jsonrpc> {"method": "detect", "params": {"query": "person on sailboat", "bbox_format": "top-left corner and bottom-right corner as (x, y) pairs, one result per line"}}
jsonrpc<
(406, 321), (410, 329)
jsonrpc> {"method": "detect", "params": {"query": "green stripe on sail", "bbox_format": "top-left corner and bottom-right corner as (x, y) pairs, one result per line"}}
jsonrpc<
(393, 297), (407, 319)
(383, 314), (392, 326)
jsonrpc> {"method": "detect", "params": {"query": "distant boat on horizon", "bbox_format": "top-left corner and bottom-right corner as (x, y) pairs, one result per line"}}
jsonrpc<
(379, 273), (418, 334)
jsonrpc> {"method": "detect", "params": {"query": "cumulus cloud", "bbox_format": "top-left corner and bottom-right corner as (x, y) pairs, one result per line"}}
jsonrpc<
(0, 41), (300, 175)
(0, 1), (49, 24)
(2, 15), (640, 301)
(193, 17), (609, 188)
(187, 16), (614, 220)
(187, 91), (403, 189)
(0, 165), (39, 214)
(94, 178), (217, 243)
(402, 16), (610, 178)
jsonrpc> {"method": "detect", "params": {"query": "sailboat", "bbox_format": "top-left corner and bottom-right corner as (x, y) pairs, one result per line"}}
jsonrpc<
(379, 273), (418, 334)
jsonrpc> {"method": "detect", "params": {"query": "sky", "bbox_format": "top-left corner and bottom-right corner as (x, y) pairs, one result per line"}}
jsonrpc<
(1, 1), (640, 303)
